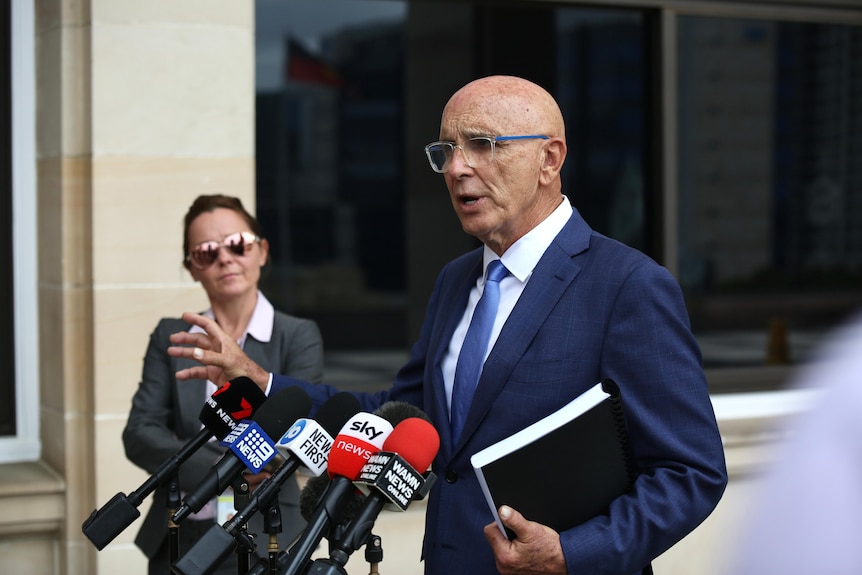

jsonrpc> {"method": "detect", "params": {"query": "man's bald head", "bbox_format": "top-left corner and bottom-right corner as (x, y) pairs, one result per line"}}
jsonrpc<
(442, 75), (565, 142)
(435, 76), (568, 255)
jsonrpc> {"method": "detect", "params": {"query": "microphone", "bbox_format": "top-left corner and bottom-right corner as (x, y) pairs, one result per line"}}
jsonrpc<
(319, 417), (440, 570)
(298, 474), (365, 524)
(277, 401), (432, 575)
(237, 473), (365, 575)
(233, 392), (362, 527)
(172, 386), (312, 525)
(82, 377), (266, 550)
(170, 392), (360, 575)
(294, 400), (433, 517)
(200, 377), (267, 439)
(281, 410), (394, 575)
(297, 401), (431, 521)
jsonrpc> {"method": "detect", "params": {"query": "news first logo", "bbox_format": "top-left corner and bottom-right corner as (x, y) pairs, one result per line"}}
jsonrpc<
(222, 421), (277, 473)
(354, 452), (430, 511)
(276, 419), (333, 476)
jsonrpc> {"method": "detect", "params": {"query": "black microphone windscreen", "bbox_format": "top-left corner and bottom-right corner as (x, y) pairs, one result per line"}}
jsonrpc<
(373, 401), (431, 427)
(299, 474), (329, 520)
(299, 474), (366, 525)
(315, 392), (361, 437)
(254, 386), (312, 438)
(198, 376), (267, 439)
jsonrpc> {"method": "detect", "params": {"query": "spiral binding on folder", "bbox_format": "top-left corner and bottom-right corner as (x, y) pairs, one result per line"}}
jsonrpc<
(601, 378), (638, 487)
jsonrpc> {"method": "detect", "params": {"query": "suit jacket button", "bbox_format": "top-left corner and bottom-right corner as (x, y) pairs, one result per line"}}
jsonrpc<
(445, 470), (458, 483)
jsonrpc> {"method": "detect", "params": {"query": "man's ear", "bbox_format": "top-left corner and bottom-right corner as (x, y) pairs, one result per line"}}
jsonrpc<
(539, 138), (566, 185)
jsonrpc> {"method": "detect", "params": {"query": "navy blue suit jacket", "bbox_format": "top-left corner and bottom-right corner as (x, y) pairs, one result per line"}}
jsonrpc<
(274, 208), (727, 575)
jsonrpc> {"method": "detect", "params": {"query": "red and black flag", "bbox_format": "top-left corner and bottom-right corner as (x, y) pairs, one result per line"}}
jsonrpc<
(286, 38), (343, 88)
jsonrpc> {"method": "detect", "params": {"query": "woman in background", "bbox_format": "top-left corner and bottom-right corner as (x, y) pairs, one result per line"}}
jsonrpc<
(123, 194), (323, 575)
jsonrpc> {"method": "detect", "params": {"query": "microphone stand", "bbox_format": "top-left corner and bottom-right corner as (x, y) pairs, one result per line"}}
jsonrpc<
(167, 470), (181, 572)
(263, 500), (282, 575)
(312, 468), (436, 575)
(231, 477), (254, 575)
(364, 534), (383, 575)
(303, 532), (383, 575)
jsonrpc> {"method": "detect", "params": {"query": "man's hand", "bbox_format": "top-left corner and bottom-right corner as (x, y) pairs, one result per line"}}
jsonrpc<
(484, 505), (567, 575)
(167, 312), (270, 391)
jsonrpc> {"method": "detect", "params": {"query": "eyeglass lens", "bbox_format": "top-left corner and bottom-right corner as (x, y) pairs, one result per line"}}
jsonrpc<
(189, 231), (257, 268)
(426, 137), (494, 172)
(425, 135), (549, 173)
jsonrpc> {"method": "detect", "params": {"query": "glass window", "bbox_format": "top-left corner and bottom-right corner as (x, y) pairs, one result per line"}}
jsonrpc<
(557, 10), (647, 253)
(255, 1), (648, 359)
(255, 0), (409, 353)
(258, 1), (861, 392)
(2, 0), (39, 461)
(677, 17), (862, 370)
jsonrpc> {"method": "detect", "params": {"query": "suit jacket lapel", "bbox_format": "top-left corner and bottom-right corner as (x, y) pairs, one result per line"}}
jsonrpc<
(452, 212), (592, 456)
(175, 353), (208, 438)
(244, 336), (277, 374)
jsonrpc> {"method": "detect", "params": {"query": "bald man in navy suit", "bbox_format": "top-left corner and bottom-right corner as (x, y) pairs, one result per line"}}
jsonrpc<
(170, 75), (727, 575)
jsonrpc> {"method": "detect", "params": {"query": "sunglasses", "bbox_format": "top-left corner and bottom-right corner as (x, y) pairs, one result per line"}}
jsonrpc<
(186, 231), (260, 269)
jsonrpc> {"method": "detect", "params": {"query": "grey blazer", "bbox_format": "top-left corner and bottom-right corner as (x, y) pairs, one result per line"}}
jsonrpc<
(123, 311), (324, 559)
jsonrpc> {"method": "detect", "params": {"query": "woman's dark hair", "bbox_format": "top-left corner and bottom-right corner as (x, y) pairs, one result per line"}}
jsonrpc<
(182, 194), (263, 269)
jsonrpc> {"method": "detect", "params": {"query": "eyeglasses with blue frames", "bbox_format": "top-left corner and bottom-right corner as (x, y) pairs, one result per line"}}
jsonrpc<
(424, 134), (550, 173)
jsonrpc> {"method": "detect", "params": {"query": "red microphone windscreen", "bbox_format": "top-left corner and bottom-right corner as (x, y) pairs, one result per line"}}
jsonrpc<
(382, 417), (440, 472)
(328, 412), (394, 480)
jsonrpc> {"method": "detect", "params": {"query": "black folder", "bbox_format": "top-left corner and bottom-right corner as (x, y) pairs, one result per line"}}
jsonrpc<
(470, 378), (635, 539)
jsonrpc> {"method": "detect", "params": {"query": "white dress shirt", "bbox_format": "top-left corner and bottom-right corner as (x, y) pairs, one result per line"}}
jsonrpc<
(443, 196), (573, 416)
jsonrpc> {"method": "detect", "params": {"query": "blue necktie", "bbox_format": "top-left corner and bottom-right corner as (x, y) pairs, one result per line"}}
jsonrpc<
(450, 259), (510, 442)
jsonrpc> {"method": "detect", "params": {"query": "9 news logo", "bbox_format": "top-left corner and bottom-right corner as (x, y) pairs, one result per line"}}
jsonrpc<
(227, 421), (276, 472)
